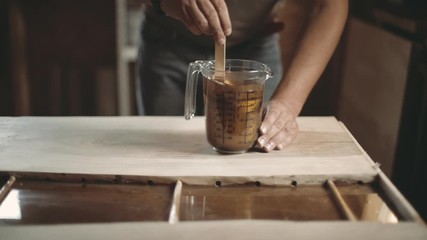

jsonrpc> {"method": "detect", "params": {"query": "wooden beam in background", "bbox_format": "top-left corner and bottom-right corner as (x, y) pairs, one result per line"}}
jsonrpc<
(9, 0), (30, 115)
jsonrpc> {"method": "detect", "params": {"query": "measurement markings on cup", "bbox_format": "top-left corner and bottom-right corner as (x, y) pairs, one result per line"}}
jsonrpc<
(213, 89), (262, 147)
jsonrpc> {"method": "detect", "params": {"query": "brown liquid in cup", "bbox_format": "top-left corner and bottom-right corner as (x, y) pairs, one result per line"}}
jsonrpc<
(204, 77), (264, 153)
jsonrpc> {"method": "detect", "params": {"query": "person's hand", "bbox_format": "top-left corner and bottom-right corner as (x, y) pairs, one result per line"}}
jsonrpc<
(256, 99), (299, 152)
(160, 0), (232, 44)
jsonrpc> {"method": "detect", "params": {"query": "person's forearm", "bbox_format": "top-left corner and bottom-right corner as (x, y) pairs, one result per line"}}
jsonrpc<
(272, 0), (348, 115)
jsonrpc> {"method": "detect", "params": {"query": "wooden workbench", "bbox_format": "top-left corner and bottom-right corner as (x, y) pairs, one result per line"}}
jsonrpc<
(0, 116), (426, 239)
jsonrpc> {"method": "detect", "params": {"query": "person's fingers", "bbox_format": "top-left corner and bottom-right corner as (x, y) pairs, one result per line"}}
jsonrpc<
(173, 0), (230, 42)
(262, 127), (287, 152)
(257, 110), (283, 148)
(188, 0), (211, 34)
(259, 104), (279, 135)
(183, 19), (203, 35)
(180, 2), (203, 35)
(210, 0), (232, 36)
(262, 119), (298, 152)
(274, 121), (298, 150)
(261, 117), (292, 151)
(197, 0), (226, 44)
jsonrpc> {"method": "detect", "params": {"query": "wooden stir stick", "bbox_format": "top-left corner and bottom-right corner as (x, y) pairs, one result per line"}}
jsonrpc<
(215, 40), (226, 81)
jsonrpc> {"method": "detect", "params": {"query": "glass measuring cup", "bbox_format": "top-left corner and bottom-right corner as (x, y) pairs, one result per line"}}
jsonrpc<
(185, 59), (272, 154)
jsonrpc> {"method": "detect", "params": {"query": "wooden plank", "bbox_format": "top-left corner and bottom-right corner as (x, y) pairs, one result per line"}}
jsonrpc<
(0, 116), (377, 185)
(95, 67), (117, 116)
(1, 220), (427, 240)
(116, 0), (131, 115)
(9, 0), (30, 115)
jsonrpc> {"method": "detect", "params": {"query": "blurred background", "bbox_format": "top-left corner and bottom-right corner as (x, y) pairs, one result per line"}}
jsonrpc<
(0, 0), (426, 220)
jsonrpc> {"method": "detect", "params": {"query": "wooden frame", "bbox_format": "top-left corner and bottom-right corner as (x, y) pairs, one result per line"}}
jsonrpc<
(0, 116), (426, 239)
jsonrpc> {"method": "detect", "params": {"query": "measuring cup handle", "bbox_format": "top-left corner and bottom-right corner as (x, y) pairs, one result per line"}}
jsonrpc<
(184, 61), (201, 120)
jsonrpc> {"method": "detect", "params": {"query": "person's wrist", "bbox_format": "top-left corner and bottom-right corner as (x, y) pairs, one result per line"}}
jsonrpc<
(270, 97), (301, 117)
(151, 0), (166, 16)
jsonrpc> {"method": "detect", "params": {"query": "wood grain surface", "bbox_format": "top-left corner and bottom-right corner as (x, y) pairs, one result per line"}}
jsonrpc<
(0, 116), (378, 185)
